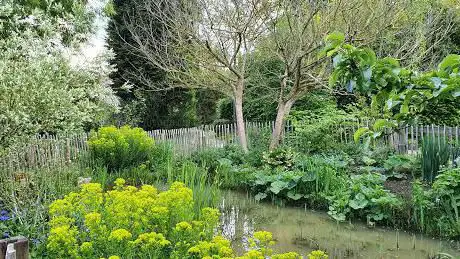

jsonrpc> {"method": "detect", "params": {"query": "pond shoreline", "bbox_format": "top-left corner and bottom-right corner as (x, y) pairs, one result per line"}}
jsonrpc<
(220, 190), (460, 259)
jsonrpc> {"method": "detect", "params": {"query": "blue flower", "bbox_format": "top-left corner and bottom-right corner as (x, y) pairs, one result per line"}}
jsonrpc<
(2, 232), (9, 239)
(0, 215), (10, 221)
(0, 210), (7, 216)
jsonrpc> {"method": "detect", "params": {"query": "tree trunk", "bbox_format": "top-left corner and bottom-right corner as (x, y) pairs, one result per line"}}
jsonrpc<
(234, 79), (248, 152)
(269, 99), (294, 151)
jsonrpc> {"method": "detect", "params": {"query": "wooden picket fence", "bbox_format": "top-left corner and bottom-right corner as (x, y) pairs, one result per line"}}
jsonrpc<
(148, 121), (276, 155)
(0, 121), (276, 174)
(338, 121), (460, 154)
(0, 133), (89, 176)
(1, 120), (460, 174)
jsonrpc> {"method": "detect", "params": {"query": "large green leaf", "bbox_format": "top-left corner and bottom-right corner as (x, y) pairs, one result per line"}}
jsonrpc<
(254, 192), (267, 201)
(372, 119), (395, 131)
(287, 191), (303, 201)
(349, 193), (369, 209)
(325, 31), (345, 44)
(320, 32), (345, 57)
(302, 170), (317, 182)
(354, 127), (370, 143)
(269, 180), (289, 194)
(439, 54), (460, 72)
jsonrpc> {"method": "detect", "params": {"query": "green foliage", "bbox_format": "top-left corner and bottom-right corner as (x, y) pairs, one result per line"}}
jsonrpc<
(149, 142), (175, 176)
(432, 168), (460, 237)
(421, 137), (451, 182)
(411, 169), (460, 238)
(88, 126), (154, 172)
(0, 0), (94, 42)
(191, 144), (246, 176)
(247, 127), (272, 167)
(325, 34), (460, 138)
(327, 173), (401, 222)
(0, 166), (82, 252)
(262, 147), (297, 170)
(288, 97), (350, 154)
(383, 154), (419, 177)
(250, 155), (348, 206)
(353, 120), (398, 149)
(0, 33), (118, 150)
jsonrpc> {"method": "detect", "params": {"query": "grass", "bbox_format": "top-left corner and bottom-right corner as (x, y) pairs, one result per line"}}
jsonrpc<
(0, 164), (82, 251)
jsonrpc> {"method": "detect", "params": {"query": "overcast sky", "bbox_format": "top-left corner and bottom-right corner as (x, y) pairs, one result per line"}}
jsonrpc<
(70, 0), (109, 66)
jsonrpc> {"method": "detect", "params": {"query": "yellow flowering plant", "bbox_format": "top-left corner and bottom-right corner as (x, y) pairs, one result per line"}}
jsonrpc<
(46, 179), (218, 258)
(88, 126), (155, 171)
(46, 178), (329, 258)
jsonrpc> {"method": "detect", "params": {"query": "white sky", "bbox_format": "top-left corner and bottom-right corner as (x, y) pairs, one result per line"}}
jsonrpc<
(69, 0), (109, 66)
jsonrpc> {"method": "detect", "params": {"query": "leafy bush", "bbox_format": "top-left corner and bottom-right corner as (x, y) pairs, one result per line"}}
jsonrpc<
(287, 99), (349, 154)
(411, 169), (460, 238)
(421, 137), (450, 182)
(88, 126), (154, 171)
(383, 154), (419, 179)
(327, 173), (401, 222)
(192, 144), (245, 171)
(247, 128), (272, 167)
(249, 155), (348, 207)
(432, 168), (460, 237)
(0, 33), (118, 150)
(262, 147), (297, 170)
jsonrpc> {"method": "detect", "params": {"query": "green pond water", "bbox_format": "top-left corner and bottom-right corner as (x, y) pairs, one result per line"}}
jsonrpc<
(219, 191), (460, 259)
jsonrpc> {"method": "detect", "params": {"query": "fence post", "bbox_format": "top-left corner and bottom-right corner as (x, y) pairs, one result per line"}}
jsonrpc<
(65, 138), (71, 165)
(5, 244), (15, 259)
(0, 237), (28, 259)
(14, 237), (28, 259)
(0, 239), (6, 259)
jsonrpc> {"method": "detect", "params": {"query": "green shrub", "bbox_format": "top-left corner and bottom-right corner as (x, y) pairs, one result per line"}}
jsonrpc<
(249, 155), (348, 207)
(411, 169), (460, 238)
(247, 128), (271, 167)
(262, 147), (297, 170)
(327, 173), (402, 223)
(432, 168), (460, 237)
(287, 101), (349, 154)
(88, 126), (154, 171)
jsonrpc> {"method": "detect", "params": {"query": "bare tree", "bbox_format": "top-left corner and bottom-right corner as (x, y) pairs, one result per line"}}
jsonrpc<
(122, 0), (273, 152)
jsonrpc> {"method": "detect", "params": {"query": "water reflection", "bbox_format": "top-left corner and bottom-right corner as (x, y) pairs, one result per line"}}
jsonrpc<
(219, 190), (460, 259)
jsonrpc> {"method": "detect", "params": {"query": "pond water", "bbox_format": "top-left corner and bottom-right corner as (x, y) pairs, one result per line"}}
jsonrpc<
(219, 190), (460, 259)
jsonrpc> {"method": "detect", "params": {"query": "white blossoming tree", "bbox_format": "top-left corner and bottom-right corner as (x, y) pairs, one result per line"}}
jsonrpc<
(0, 0), (119, 150)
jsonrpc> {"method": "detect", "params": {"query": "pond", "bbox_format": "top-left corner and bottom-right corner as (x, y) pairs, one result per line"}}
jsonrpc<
(219, 190), (460, 259)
